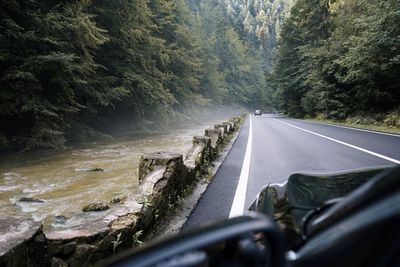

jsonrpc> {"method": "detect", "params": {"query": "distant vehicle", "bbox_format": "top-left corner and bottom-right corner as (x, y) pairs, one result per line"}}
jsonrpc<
(105, 166), (400, 267)
(254, 109), (261, 116)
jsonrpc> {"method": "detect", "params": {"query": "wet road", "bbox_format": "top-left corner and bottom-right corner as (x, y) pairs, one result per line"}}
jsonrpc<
(184, 115), (399, 229)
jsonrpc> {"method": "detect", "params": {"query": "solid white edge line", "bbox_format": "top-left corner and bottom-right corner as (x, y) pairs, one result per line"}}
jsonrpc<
(275, 119), (400, 165)
(229, 115), (253, 218)
(298, 119), (400, 138)
(274, 181), (288, 187)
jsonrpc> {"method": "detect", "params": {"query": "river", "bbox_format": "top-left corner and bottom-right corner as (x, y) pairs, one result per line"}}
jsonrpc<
(0, 120), (224, 229)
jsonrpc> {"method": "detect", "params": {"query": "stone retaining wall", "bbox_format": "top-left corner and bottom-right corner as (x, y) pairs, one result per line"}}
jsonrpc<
(0, 115), (245, 267)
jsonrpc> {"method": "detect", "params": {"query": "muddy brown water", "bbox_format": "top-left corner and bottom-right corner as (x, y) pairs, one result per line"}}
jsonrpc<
(0, 121), (223, 228)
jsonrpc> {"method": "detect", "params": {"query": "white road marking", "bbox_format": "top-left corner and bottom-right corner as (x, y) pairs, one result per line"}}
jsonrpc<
(229, 115), (253, 218)
(276, 119), (400, 165)
(274, 181), (288, 187)
(299, 119), (400, 138)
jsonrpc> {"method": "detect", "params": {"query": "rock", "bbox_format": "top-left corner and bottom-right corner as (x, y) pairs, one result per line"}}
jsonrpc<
(45, 229), (99, 240)
(53, 241), (77, 257)
(0, 115), (244, 267)
(232, 117), (241, 125)
(140, 168), (167, 196)
(74, 168), (104, 172)
(110, 195), (127, 204)
(137, 152), (186, 232)
(222, 122), (233, 133)
(138, 152), (182, 184)
(110, 213), (138, 230)
(205, 128), (222, 149)
(82, 202), (110, 212)
(230, 116), (244, 131)
(214, 124), (228, 136)
(185, 136), (212, 171)
(54, 215), (69, 225)
(68, 244), (95, 266)
(89, 168), (104, 172)
(228, 120), (237, 130)
(19, 197), (44, 203)
(204, 128), (219, 137)
(192, 136), (211, 146)
(0, 216), (50, 266)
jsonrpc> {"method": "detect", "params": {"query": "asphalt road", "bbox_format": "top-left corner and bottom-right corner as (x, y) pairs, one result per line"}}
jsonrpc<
(183, 115), (400, 230)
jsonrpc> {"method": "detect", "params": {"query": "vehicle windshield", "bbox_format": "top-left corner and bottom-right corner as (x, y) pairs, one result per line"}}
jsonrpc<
(1, 1), (399, 266)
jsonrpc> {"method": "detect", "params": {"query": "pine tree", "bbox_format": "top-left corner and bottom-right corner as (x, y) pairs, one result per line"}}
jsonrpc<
(0, 0), (107, 150)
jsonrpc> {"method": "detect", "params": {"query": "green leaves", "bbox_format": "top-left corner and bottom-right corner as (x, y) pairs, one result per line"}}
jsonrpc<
(0, 0), (275, 152)
(272, 0), (400, 119)
(0, 0), (106, 150)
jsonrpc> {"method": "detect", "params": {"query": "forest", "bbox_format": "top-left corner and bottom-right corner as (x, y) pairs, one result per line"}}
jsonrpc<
(1, 0), (399, 152)
(0, 0), (289, 152)
(271, 0), (400, 124)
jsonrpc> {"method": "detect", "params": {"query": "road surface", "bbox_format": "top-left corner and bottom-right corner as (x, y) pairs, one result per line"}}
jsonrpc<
(183, 114), (400, 229)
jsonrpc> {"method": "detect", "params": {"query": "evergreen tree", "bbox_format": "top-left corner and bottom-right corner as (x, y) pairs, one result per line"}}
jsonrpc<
(0, 0), (107, 150)
(0, 0), (294, 152)
(272, 0), (400, 119)
(90, 0), (175, 129)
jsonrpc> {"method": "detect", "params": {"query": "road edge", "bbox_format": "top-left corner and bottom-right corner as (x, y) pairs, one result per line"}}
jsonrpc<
(153, 115), (248, 238)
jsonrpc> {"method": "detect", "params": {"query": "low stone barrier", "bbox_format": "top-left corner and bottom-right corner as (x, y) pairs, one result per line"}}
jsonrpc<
(214, 124), (228, 137)
(222, 122), (232, 133)
(185, 136), (212, 172)
(205, 128), (223, 148)
(0, 115), (245, 266)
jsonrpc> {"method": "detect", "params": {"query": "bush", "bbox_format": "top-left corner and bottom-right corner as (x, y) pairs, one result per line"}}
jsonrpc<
(346, 116), (377, 125)
(342, 108), (400, 129)
(383, 110), (400, 128)
(315, 113), (327, 120)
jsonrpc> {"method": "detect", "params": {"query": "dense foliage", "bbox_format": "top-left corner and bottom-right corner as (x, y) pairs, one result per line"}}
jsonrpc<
(1, 0), (287, 151)
(224, 0), (294, 70)
(272, 0), (400, 119)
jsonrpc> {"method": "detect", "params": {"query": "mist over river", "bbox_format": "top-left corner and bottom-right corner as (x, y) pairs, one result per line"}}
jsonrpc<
(0, 119), (227, 228)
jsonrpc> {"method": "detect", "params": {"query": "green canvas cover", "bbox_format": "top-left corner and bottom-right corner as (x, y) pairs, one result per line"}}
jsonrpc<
(287, 167), (387, 227)
(255, 166), (393, 249)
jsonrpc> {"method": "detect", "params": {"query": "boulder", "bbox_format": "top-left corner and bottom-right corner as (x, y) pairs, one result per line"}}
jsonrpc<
(19, 197), (44, 203)
(45, 222), (111, 265)
(82, 202), (110, 212)
(110, 195), (127, 204)
(74, 168), (104, 172)
(89, 168), (104, 172)
(110, 213), (139, 231)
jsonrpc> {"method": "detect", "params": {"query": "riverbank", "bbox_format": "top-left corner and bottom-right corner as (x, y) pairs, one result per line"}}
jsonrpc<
(0, 115), (245, 266)
(0, 123), (217, 226)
